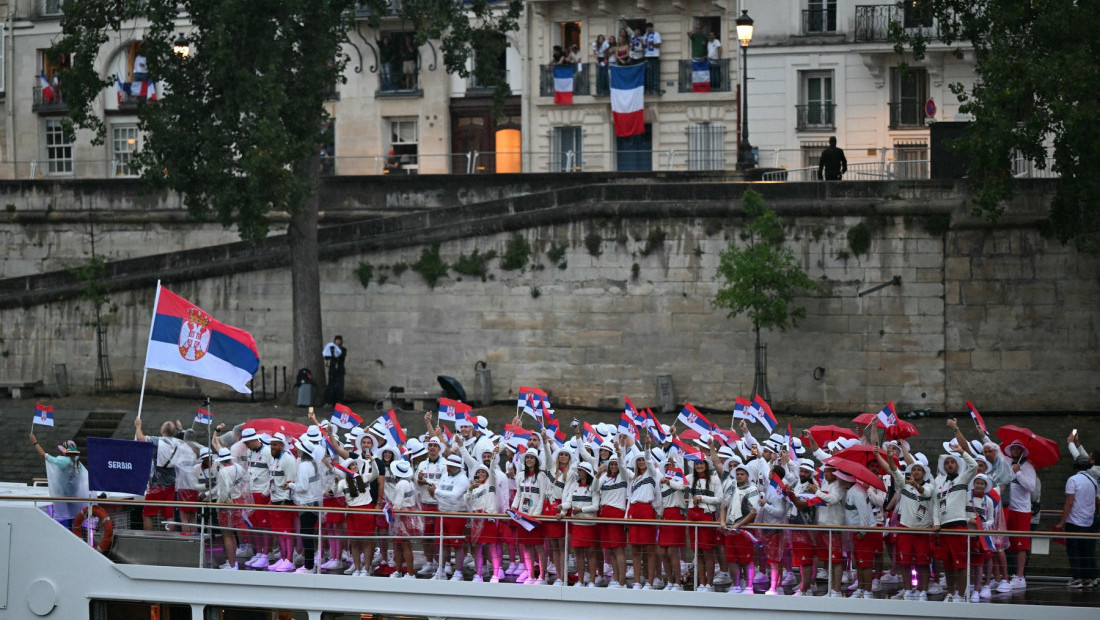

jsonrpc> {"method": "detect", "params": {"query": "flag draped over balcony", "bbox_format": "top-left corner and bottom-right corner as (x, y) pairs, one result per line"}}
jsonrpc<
(609, 64), (645, 137)
(553, 65), (574, 105)
(691, 60), (711, 93)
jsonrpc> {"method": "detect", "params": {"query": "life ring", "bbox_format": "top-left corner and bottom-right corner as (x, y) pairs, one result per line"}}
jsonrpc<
(72, 505), (114, 554)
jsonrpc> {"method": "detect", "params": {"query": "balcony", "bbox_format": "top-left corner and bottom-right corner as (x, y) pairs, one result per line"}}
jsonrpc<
(854, 4), (939, 43)
(467, 70), (509, 95)
(676, 59), (731, 93)
(889, 101), (928, 129)
(35, 0), (63, 18)
(375, 68), (422, 98)
(354, 0), (400, 18)
(32, 86), (67, 113)
(802, 8), (838, 34)
(538, 65), (590, 98)
(795, 103), (836, 130)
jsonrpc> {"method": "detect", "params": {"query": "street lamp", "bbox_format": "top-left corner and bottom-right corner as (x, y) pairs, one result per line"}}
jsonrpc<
(735, 10), (754, 170)
(172, 36), (190, 59)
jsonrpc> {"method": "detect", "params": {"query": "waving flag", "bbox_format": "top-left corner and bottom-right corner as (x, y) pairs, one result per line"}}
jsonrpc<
(625, 396), (642, 423)
(141, 79), (157, 102)
(976, 514), (995, 552)
(966, 401), (987, 435)
(333, 461), (356, 478)
(671, 437), (705, 462)
(375, 410), (408, 457)
(753, 395), (777, 432)
(714, 428), (741, 448)
(40, 71), (57, 103)
(643, 408), (668, 443)
(502, 424), (532, 452)
(194, 407), (213, 425)
(677, 402), (716, 435)
(144, 283), (260, 393)
(582, 422), (604, 446)
(769, 472), (788, 494)
(667, 467), (685, 484)
(33, 403), (55, 427)
(114, 75), (132, 103)
(553, 65), (575, 105)
(518, 386), (548, 420)
(733, 396), (754, 421)
(786, 424), (797, 461)
(318, 431), (337, 457)
(383, 502), (394, 525)
(439, 424), (454, 443)
(618, 411), (640, 441)
(438, 397), (470, 422)
(610, 64), (645, 137)
(331, 404), (363, 429)
(875, 402), (898, 428)
(799, 494), (826, 507)
(690, 60), (711, 93)
(506, 509), (541, 532)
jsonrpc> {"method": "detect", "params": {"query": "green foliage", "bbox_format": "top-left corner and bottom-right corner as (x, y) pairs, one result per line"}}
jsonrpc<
(392, 262), (408, 277)
(847, 223), (872, 257)
(924, 213), (952, 237)
(640, 227), (667, 257)
(714, 190), (817, 332)
(529, 286), (541, 299)
(70, 255), (108, 307)
(452, 248), (498, 281)
(356, 262), (373, 288)
(584, 231), (603, 257)
(411, 243), (449, 289)
(546, 242), (567, 268)
(891, 0), (1100, 251)
(631, 263), (640, 280)
(499, 234), (530, 271)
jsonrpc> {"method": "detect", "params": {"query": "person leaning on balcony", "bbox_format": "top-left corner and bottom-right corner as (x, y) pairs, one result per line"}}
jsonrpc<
(688, 24), (707, 61)
(818, 136), (848, 180)
(592, 34), (609, 66)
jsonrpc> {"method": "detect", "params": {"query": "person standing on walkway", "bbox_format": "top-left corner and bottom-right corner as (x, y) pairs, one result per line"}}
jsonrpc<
(818, 136), (848, 180)
(1057, 454), (1098, 588)
(323, 335), (346, 406)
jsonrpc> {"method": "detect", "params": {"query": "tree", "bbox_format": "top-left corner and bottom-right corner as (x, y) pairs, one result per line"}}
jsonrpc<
(892, 1), (1100, 251)
(714, 190), (816, 402)
(55, 0), (522, 398)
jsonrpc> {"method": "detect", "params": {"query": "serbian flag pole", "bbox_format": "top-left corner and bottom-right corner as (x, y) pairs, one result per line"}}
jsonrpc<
(140, 282), (260, 421)
(553, 65), (574, 104)
(875, 402), (898, 427)
(966, 401), (987, 435)
(610, 64), (645, 137)
(690, 60), (711, 93)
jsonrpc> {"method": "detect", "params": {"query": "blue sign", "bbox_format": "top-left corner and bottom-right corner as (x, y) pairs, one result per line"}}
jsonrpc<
(86, 437), (156, 495)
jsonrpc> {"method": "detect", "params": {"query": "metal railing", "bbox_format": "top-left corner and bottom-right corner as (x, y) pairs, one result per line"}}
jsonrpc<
(802, 8), (838, 34)
(376, 67), (422, 97)
(795, 103), (837, 130)
(538, 65), (591, 98)
(32, 85), (67, 112)
(889, 101), (929, 129)
(854, 4), (940, 43)
(762, 159), (931, 182)
(676, 59), (731, 93)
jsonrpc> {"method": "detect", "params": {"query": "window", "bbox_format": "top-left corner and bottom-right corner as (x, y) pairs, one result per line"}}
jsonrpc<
(555, 21), (582, 51)
(0, 28), (5, 95)
(469, 32), (507, 92)
(204, 607), (309, 620)
(111, 124), (139, 177)
(805, 0), (837, 33)
(551, 126), (582, 172)
(902, 0), (934, 28)
(893, 140), (928, 179)
(377, 32), (421, 95)
(688, 123), (725, 170)
(320, 119), (335, 176)
(388, 118), (418, 172)
(798, 71), (835, 130)
(890, 67), (928, 128)
(801, 141), (829, 168)
(39, 0), (64, 17)
(43, 119), (73, 174)
(91, 600), (191, 620)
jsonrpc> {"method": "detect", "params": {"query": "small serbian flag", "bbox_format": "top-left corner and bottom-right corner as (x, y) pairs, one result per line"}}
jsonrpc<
(737, 528), (762, 546)
(875, 402), (898, 427)
(625, 396), (642, 424)
(677, 402), (716, 435)
(667, 467), (685, 484)
(553, 65), (574, 104)
(671, 437), (705, 462)
(375, 410), (409, 457)
(769, 472), (788, 494)
(507, 509), (541, 532)
(383, 502), (394, 525)
(799, 494), (826, 507)
(714, 428), (741, 448)
(582, 422), (604, 446)
(440, 424), (454, 443)
(690, 60), (711, 93)
(194, 408), (213, 425)
(786, 424), (797, 461)
(318, 432), (337, 456)
(33, 403), (54, 427)
(519, 386), (548, 420)
(610, 63), (645, 137)
(733, 396), (754, 421)
(502, 424), (532, 452)
(145, 283), (260, 394)
(644, 409), (668, 443)
(40, 70), (57, 103)
(966, 401), (987, 435)
(618, 411), (640, 440)
(438, 397), (470, 422)
(333, 461), (356, 478)
(976, 514), (995, 551)
(753, 395), (777, 432)
(331, 404), (363, 429)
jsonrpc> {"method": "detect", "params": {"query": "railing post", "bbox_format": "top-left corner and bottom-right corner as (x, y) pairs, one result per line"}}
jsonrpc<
(317, 504), (324, 571)
(827, 530), (833, 594)
(438, 509), (444, 574)
(965, 531), (971, 601)
(199, 505), (206, 569)
(86, 498), (97, 547)
(562, 518), (569, 588)
(693, 523), (699, 591)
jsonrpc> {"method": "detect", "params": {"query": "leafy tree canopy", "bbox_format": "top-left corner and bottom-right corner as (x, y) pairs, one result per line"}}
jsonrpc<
(892, 0), (1100, 251)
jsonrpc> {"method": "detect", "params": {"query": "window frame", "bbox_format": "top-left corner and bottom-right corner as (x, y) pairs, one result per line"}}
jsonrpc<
(799, 70), (835, 130)
(550, 125), (582, 173)
(42, 118), (74, 175)
(110, 123), (140, 177)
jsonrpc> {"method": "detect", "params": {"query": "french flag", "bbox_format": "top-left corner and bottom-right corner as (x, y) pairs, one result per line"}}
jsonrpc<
(194, 407), (213, 425)
(142, 79), (157, 102)
(677, 402), (716, 435)
(610, 64), (645, 137)
(331, 403), (363, 429)
(502, 423), (532, 452)
(671, 437), (705, 463)
(690, 60), (711, 93)
(553, 65), (574, 105)
(144, 283), (260, 394)
(732, 396), (754, 421)
(966, 400), (987, 435)
(115, 75), (132, 103)
(875, 402), (898, 427)
(506, 509), (541, 532)
(375, 410), (409, 457)
(618, 411), (640, 440)
(40, 71), (57, 103)
(753, 395), (778, 432)
(33, 403), (54, 427)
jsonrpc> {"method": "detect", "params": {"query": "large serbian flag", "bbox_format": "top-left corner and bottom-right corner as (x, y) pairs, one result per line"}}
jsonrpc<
(144, 283), (260, 393)
(610, 64), (645, 137)
(553, 65), (574, 105)
(691, 60), (711, 93)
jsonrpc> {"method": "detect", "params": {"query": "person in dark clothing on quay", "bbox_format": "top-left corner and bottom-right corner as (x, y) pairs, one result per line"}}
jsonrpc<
(818, 136), (848, 181)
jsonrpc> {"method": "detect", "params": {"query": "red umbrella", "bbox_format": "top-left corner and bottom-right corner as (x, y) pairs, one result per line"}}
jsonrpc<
(807, 425), (857, 447)
(824, 456), (887, 491)
(995, 425), (1060, 469)
(245, 417), (310, 441)
(677, 428), (704, 442)
(851, 413), (919, 440)
(832, 445), (898, 474)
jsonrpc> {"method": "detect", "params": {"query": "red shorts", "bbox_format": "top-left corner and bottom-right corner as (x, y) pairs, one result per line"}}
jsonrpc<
(723, 530), (755, 564)
(323, 496), (346, 524)
(895, 531), (932, 566)
(852, 531), (883, 568)
(790, 530), (818, 566)
(269, 500), (296, 533)
(819, 531), (845, 563)
(347, 508), (377, 538)
(687, 507), (718, 550)
(657, 507), (686, 547)
(599, 505), (627, 549)
(627, 503), (658, 546)
(472, 516), (500, 545)
(938, 524), (970, 570)
(441, 515), (467, 548)
(541, 499), (565, 539)
(142, 485), (175, 518)
(218, 499), (246, 529)
(250, 493), (271, 528)
(1005, 509), (1032, 551)
(177, 489), (200, 514)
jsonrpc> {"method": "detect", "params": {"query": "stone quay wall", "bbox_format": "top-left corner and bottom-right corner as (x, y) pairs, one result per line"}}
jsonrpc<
(0, 177), (1095, 414)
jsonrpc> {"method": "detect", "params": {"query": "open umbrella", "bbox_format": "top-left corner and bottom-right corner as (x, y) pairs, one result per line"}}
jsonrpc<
(824, 456), (887, 491)
(832, 445), (898, 474)
(807, 425), (858, 447)
(245, 418), (310, 441)
(995, 425), (1060, 469)
(850, 413), (919, 440)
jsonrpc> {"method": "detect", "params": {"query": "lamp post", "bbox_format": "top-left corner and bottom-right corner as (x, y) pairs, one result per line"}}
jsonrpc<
(172, 36), (190, 59)
(735, 10), (754, 170)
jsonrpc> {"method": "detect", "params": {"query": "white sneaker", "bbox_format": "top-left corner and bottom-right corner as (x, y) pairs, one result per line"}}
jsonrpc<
(402, 573), (416, 580)
(827, 590), (843, 598)
(450, 572), (463, 582)
(979, 585), (992, 598)
(515, 570), (530, 582)
(970, 590), (981, 602)
(764, 589), (779, 596)
(607, 581), (624, 589)
(547, 562), (557, 575)
(319, 558), (340, 571)
(236, 544), (254, 558)
(996, 579), (1013, 593)
(1010, 576), (1026, 590)
(697, 584), (712, 592)
(472, 574), (484, 583)
(572, 580), (584, 588)
(850, 589), (864, 599)
(755, 571), (769, 583)
(880, 572), (900, 584)
(271, 558), (295, 572)
(586, 581), (596, 588)
(916, 590), (928, 601)
(632, 582), (643, 590)
(781, 571), (797, 586)
(625, 567), (635, 579)
(891, 589), (910, 600)
(927, 582), (944, 595)
(249, 555), (270, 569)
(603, 563), (614, 577)
(490, 575), (501, 583)
(292, 551), (304, 567)
(713, 571), (731, 585)
(431, 569), (446, 580)
(727, 585), (742, 594)
(267, 548), (281, 561)
(816, 568), (828, 580)
(871, 578), (881, 591)
(841, 571), (851, 585)
(220, 561), (238, 570)
(670, 584), (683, 591)
(506, 562), (519, 575)
(343, 563), (356, 575)
(294, 565), (314, 574)
(652, 578), (665, 589)
(791, 589), (805, 596)
(642, 583), (654, 590)
(740, 586), (755, 595)
(418, 561), (438, 576)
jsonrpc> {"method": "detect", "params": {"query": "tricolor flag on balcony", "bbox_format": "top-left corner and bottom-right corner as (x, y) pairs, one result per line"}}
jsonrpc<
(40, 71), (57, 103)
(610, 64), (645, 137)
(691, 60), (711, 93)
(553, 65), (574, 105)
